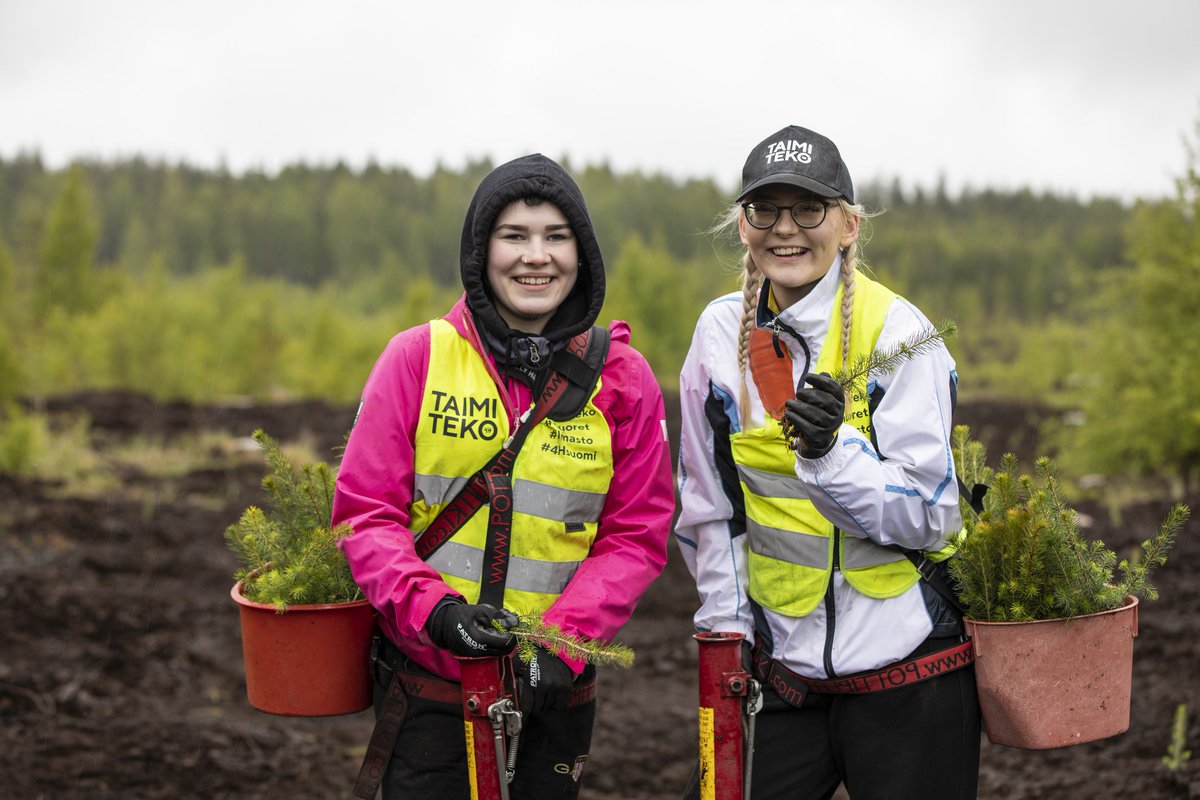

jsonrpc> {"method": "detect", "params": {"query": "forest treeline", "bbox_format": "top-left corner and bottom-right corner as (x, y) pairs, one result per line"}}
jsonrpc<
(1, 119), (1198, 486)
(0, 153), (1127, 388)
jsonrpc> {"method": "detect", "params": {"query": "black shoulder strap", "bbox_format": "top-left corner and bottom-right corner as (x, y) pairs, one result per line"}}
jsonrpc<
(904, 551), (967, 617)
(959, 476), (988, 516)
(541, 324), (611, 422)
(902, 478), (987, 617)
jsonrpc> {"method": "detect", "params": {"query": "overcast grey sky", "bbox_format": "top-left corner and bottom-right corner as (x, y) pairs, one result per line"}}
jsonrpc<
(2, 0), (1198, 202)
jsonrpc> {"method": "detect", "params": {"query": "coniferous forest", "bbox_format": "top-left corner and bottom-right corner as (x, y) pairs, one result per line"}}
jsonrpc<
(2, 112), (1198, 487)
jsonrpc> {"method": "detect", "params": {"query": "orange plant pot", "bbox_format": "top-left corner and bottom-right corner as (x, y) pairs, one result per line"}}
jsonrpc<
(964, 595), (1138, 750)
(231, 581), (376, 716)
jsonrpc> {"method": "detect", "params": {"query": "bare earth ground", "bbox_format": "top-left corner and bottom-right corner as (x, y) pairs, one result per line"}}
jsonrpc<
(1, 390), (1197, 799)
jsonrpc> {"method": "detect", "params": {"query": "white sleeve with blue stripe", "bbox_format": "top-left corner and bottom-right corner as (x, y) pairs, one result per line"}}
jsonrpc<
(674, 295), (755, 637)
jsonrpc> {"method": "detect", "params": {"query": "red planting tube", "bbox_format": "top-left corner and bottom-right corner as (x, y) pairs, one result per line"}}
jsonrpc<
(695, 631), (749, 800)
(458, 655), (513, 800)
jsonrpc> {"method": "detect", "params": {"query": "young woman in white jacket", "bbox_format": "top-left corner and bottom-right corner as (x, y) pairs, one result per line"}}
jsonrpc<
(676, 125), (980, 800)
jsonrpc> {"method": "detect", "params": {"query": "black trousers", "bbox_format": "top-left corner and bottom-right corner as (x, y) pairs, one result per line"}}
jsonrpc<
(372, 656), (596, 800)
(684, 636), (981, 800)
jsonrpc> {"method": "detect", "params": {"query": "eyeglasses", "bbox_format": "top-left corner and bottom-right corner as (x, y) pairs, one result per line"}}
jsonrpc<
(741, 199), (832, 230)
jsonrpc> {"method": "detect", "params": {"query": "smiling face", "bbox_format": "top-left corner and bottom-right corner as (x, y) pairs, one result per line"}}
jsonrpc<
(486, 198), (580, 334)
(738, 184), (860, 309)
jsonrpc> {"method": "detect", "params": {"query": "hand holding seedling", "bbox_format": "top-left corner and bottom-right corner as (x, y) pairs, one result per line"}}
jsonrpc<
(781, 321), (958, 456)
(782, 373), (844, 458)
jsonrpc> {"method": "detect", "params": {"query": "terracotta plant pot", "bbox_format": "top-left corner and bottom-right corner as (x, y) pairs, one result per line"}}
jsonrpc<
(964, 595), (1139, 749)
(231, 580), (376, 716)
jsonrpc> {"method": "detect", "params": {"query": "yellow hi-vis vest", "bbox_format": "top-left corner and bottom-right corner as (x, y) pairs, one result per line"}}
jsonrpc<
(733, 274), (944, 617)
(409, 319), (614, 617)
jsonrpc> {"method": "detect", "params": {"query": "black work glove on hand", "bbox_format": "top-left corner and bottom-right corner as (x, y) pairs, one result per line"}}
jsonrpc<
(426, 600), (517, 657)
(514, 647), (575, 715)
(782, 372), (845, 459)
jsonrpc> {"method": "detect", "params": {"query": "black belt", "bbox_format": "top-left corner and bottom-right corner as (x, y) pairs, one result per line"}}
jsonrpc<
(753, 639), (974, 708)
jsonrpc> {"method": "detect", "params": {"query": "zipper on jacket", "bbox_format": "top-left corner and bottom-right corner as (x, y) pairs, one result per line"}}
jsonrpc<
(770, 319), (786, 358)
(823, 529), (840, 678)
(765, 315), (812, 386)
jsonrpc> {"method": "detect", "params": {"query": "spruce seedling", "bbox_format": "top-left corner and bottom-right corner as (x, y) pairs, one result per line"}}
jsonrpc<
(225, 429), (362, 611)
(832, 320), (958, 396)
(947, 425), (1190, 622)
(1120, 504), (1190, 603)
(494, 611), (635, 668)
(1162, 703), (1192, 771)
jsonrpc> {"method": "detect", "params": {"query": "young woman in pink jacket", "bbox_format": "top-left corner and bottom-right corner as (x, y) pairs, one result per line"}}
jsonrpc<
(333, 153), (675, 799)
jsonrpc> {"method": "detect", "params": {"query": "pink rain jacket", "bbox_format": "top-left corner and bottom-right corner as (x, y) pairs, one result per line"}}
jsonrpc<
(333, 295), (675, 679)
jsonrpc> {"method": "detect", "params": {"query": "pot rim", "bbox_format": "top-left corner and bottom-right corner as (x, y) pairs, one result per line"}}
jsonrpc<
(693, 631), (746, 643)
(230, 579), (372, 613)
(964, 594), (1139, 627)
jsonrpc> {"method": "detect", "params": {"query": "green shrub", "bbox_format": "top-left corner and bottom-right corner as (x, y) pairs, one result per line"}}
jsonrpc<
(0, 403), (44, 474)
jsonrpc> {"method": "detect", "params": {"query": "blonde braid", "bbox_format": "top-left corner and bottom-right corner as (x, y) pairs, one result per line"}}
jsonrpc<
(836, 198), (870, 371)
(839, 241), (857, 371)
(737, 253), (762, 429)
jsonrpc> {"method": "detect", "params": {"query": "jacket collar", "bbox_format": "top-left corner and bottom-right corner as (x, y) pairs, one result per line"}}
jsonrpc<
(755, 253), (843, 337)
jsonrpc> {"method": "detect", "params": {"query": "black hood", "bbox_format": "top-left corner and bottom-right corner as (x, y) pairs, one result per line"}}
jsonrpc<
(459, 154), (606, 350)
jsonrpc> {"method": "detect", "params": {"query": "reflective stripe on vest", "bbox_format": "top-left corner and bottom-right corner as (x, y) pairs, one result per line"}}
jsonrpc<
(414, 474), (607, 524)
(734, 274), (920, 617)
(425, 540), (581, 595)
(410, 319), (614, 615)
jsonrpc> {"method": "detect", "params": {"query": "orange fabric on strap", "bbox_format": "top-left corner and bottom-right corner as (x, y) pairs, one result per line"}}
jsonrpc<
(748, 327), (795, 420)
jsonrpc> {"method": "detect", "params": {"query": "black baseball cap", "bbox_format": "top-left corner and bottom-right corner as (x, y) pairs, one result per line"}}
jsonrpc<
(736, 124), (854, 204)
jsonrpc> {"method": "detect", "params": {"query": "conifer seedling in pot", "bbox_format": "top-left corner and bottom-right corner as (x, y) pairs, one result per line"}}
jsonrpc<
(225, 429), (373, 716)
(947, 425), (1189, 623)
(945, 425), (1190, 749)
(225, 429), (363, 609)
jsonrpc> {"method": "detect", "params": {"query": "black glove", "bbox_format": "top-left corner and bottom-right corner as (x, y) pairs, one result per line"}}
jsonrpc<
(426, 600), (517, 657)
(782, 372), (845, 459)
(514, 647), (575, 715)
